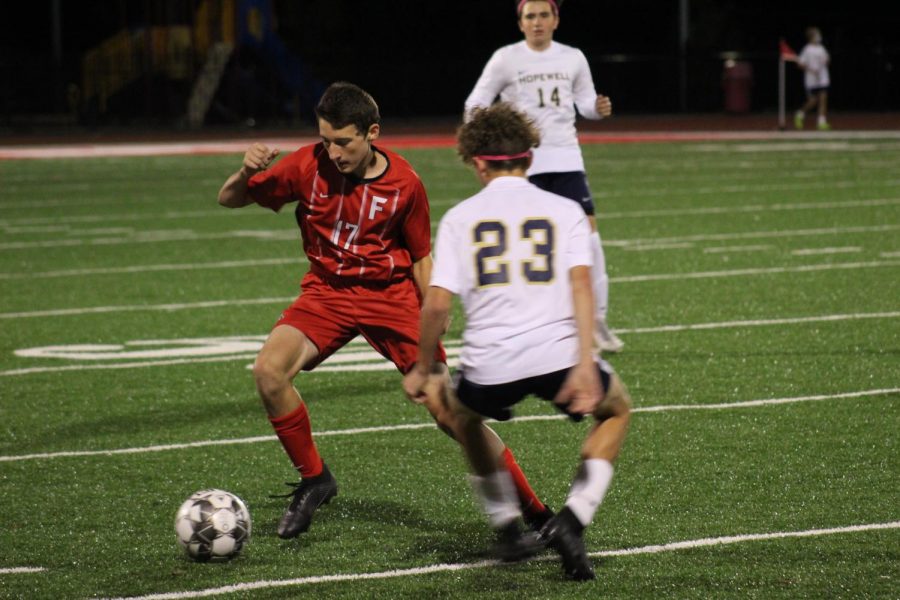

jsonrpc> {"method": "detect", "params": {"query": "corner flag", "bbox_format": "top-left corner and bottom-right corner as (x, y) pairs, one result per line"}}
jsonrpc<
(777, 38), (797, 130)
(779, 38), (798, 61)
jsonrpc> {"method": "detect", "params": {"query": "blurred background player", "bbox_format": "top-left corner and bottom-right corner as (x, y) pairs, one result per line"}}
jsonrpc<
(464, 0), (623, 353)
(404, 103), (631, 578)
(218, 81), (547, 539)
(792, 26), (831, 130)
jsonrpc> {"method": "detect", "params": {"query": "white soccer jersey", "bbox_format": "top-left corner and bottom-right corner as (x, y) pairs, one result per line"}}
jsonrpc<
(799, 43), (830, 89)
(465, 40), (602, 176)
(431, 176), (593, 385)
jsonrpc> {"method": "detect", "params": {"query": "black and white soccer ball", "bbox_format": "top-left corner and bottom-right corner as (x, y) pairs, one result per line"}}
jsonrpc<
(174, 489), (251, 562)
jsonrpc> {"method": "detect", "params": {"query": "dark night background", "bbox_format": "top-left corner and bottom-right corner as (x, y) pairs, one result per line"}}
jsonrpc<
(0, 0), (898, 132)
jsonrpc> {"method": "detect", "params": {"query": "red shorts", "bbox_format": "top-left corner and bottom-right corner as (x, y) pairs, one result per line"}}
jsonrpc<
(275, 271), (446, 373)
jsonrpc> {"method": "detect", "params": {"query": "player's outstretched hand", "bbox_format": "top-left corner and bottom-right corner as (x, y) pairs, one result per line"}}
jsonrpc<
(242, 143), (280, 176)
(553, 360), (602, 416)
(596, 94), (613, 118)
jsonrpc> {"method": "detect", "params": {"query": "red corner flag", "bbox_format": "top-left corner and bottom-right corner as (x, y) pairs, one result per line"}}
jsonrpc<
(779, 38), (798, 61)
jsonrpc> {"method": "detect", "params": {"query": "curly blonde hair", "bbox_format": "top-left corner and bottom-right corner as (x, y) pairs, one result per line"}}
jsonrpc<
(457, 103), (541, 171)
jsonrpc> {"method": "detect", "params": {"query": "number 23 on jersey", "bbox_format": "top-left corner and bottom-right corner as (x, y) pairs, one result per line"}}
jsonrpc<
(473, 218), (554, 287)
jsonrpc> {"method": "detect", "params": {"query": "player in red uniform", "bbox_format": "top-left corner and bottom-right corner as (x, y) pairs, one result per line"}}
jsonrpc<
(218, 82), (549, 544)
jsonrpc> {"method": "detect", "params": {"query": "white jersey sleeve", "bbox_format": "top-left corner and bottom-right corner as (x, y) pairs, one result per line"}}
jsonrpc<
(431, 216), (464, 294)
(572, 49), (601, 120)
(464, 49), (514, 119)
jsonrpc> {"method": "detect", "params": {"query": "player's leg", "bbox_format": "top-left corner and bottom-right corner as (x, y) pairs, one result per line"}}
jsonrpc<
(256, 277), (352, 538)
(540, 365), (631, 580)
(421, 365), (552, 529)
(254, 324), (338, 538)
(448, 377), (546, 561)
(796, 90), (819, 129)
(360, 279), (550, 528)
(816, 90), (829, 129)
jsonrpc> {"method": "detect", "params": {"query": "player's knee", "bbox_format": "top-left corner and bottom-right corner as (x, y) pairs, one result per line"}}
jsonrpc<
(252, 358), (289, 402)
(593, 373), (632, 422)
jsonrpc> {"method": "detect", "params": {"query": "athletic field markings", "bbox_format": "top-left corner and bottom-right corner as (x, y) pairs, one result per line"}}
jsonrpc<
(791, 246), (862, 256)
(703, 244), (772, 254)
(1, 388), (896, 463)
(10, 221), (891, 251)
(3, 196), (897, 230)
(0, 257), (304, 280)
(0, 567), (45, 575)
(604, 224), (900, 247)
(2, 311), (898, 378)
(102, 520), (900, 600)
(3, 260), (899, 320)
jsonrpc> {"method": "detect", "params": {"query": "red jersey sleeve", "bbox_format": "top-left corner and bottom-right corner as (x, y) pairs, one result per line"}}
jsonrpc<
(246, 147), (311, 212)
(401, 177), (433, 262)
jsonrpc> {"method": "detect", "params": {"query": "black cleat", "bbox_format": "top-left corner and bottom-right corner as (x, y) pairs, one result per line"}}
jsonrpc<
(274, 463), (338, 538)
(524, 506), (555, 533)
(494, 520), (547, 562)
(540, 507), (595, 581)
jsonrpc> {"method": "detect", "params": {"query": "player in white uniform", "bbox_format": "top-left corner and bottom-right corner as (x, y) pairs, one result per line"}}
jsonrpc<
(464, 0), (624, 353)
(403, 103), (631, 580)
(792, 26), (831, 130)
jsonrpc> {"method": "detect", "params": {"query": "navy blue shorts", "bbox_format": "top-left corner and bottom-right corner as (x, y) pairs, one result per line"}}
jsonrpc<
(528, 171), (596, 216)
(455, 364), (612, 423)
(806, 86), (829, 97)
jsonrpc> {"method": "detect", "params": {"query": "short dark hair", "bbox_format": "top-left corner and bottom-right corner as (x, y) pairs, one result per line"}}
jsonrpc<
(516, 0), (562, 17)
(457, 103), (540, 171)
(315, 82), (380, 134)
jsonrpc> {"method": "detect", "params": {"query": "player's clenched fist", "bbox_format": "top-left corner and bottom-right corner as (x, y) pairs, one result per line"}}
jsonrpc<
(242, 143), (280, 176)
(596, 94), (612, 118)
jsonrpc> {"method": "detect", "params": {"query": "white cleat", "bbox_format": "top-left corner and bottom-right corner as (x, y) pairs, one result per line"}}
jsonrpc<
(595, 318), (624, 354)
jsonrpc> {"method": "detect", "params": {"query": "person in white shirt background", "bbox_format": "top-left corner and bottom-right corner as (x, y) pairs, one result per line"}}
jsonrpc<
(464, 0), (624, 353)
(792, 26), (831, 130)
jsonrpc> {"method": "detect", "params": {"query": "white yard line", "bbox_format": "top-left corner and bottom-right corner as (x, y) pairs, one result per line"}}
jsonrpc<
(2, 309), (897, 378)
(0, 258), (304, 280)
(791, 246), (862, 256)
(604, 224), (900, 247)
(0, 567), (45, 574)
(0, 297), (293, 320)
(610, 260), (899, 282)
(102, 520), (900, 600)
(1, 197), (896, 232)
(3, 260), (899, 320)
(613, 311), (900, 335)
(599, 198), (900, 219)
(1, 388), (896, 463)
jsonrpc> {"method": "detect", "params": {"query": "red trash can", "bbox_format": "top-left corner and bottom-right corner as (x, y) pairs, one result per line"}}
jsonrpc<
(722, 60), (753, 113)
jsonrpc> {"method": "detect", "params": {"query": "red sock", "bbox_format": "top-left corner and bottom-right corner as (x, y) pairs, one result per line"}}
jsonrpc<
(502, 446), (546, 517)
(268, 402), (323, 479)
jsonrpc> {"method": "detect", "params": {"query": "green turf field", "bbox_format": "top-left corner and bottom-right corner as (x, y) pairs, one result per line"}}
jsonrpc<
(1, 137), (898, 599)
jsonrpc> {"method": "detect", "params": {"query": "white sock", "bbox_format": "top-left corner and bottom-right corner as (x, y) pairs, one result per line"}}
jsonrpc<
(564, 459), (614, 527)
(818, 115), (827, 125)
(469, 470), (521, 529)
(590, 232), (609, 319)
(795, 110), (804, 119)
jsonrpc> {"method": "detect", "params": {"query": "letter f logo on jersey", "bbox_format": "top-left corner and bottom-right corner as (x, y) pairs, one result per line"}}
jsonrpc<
(369, 196), (388, 220)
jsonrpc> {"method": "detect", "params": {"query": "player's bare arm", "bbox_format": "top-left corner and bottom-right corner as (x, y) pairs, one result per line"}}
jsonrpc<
(218, 143), (280, 208)
(595, 94), (613, 118)
(411, 255), (433, 299)
(554, 265), (602, 415)
(402, 286), (452, 403)
(412, 255), (452, 333)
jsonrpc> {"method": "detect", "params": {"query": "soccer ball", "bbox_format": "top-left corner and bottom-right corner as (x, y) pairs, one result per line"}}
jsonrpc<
(174, 489), (251, 562)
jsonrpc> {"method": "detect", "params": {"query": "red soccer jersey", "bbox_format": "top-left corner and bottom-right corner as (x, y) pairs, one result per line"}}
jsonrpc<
(247, 143), (432, 281)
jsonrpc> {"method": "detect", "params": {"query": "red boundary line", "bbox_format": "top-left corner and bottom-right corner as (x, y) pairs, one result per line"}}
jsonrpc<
(0, 130), (897, 160)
